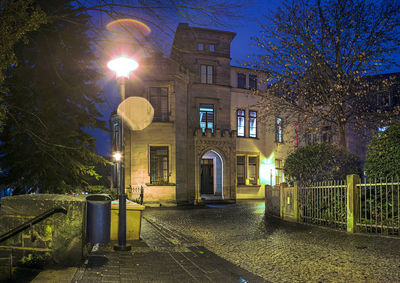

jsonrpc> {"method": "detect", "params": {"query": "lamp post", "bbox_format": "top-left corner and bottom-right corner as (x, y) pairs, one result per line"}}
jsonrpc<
(108, 55), (138, 251)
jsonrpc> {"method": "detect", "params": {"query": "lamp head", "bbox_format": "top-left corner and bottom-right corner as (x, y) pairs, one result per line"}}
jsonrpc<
(107, 56), (139, 78)
(113, 151), (122, 161)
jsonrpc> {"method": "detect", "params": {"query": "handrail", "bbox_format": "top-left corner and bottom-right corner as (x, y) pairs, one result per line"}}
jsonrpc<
(0, 207), (67, 243)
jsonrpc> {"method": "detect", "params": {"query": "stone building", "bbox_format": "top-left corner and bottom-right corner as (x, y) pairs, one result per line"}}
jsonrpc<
(112, 23), (295, 206)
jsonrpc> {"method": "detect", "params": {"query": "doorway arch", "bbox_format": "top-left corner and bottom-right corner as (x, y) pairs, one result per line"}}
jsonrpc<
(200, 150), (223, 199)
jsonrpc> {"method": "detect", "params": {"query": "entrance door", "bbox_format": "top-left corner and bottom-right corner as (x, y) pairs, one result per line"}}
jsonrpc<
(201, 159), (214, 194)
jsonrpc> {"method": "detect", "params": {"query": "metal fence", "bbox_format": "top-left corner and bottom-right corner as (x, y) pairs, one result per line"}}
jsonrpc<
(357, 177), (400, 236)
(299, 180), (347, 230)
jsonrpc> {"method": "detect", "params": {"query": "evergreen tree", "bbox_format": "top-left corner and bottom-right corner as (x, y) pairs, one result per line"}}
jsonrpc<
(0, 0), (107, 193)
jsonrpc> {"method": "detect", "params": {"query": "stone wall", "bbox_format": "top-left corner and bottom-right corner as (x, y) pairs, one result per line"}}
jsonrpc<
(264, 185), (280, 216)
(0, 194), (87, 280)
(279, 183), (300, 222)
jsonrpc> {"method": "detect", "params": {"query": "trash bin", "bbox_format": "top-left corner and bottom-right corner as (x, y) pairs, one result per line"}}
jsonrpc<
(86, 194), (111, 245)
(110, 200), (145, 241)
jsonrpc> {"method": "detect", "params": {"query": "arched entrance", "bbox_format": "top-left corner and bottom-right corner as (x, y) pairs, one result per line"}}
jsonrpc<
(200, 150), (223, 200)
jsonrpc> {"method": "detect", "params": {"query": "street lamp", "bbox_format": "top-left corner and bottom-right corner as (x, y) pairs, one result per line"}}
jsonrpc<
(112, 151), (122, 162)
(108, 55), (138, 251)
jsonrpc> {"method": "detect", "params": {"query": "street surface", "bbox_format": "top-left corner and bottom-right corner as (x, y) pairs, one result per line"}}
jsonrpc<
(144, 200), (400, 282)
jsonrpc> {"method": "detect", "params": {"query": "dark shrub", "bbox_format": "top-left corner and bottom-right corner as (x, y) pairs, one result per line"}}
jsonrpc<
(284, 143), (361, 184)
(365, 123), (400, 178)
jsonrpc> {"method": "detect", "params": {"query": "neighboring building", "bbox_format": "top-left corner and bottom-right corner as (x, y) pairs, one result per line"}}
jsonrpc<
(111, 23), (295, 206)
(296, 73), (400, 162)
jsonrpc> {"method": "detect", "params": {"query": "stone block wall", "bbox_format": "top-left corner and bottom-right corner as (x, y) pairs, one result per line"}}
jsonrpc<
(0, 194), (87, 280)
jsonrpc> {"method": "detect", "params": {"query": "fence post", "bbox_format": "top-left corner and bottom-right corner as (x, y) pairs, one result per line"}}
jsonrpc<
(293, 182), (300, 222)
(346, 174), (360, 233)
(280, 183), (287, 219)
(264, 185), (269, 214)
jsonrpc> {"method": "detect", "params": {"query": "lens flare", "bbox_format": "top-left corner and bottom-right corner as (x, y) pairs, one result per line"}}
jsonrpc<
(106, 19), (151, 36)
(107, 56), (139, 78)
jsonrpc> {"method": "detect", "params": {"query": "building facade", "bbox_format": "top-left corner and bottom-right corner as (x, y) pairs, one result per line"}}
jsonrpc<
(112, 23), (295, 206)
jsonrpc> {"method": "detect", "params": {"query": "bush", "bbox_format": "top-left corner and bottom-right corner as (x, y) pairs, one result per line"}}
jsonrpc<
(365, 123), (400, 178)
(283, 143), (361, 184)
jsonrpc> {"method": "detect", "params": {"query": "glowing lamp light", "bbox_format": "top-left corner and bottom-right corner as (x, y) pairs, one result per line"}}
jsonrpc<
(113, 152), (122, 161)
(107, 56), (138, 78)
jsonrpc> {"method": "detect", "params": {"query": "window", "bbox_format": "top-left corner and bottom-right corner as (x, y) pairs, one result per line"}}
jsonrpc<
(377, 92), (392, 108)
(378, 126), (388, 137)
(237, 156), (245, 185)
(149, 87), (168, 121)
(249, 75), (257, 90)
(201, 65), (213, 84)
(305, 132), (313, 145)
(150, 146), (169, 184)
(200, 104), (214, 132)
(248, 156), (258, 185)
(237, 73), (246, 89)
(236, 155), (259, 186)
(209, 44), (215, 52)
(237, 109), (245, 137)
(275, 117), (283, 143)
(249, 111), (257, 138)
(275, 159), (283, 185)
(111, 115), (121, 151)
(198, 43), (204, 51)
(321, 126), (332, 143)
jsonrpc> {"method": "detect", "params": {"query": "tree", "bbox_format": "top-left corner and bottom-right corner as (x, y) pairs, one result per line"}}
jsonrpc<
(1, 0), (108, 193)
(0, 0), (46, 83)
(0, 0), (46, 128)
(283, 143), (361, 184)
(365, 123), (400, 178)
(251, 0), (400, 149)
(0, 0), (246, 193)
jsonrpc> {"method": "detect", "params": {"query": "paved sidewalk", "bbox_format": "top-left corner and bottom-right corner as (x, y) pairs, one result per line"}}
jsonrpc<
(71, 216), (265, 282)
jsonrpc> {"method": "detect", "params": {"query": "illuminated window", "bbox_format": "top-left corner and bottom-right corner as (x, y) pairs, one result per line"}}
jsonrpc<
(150, 146), (169, 184)
(237, 156), (245, 185)
(237, 109), (245, 137)
(378, 126), (388, 132)
(209, 44), (215, 52)
(237, 73), (246, 89)
(275, 159), (283, 185)
(378, 126), (388, 137)
(198, 43), (204, 51)
(248, 156), (258, 185)
(249, 111), (257, 138)
(275, 118), (283, 143)
(249, 75), (257, 90)
(201, 65), (213, 84)
(236, 155), (259, 186)
(149, 87), (168, 122)
(200, 104), (214, 132)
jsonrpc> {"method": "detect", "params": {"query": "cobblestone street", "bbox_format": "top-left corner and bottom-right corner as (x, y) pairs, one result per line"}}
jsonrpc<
(143, 200), (400, 282)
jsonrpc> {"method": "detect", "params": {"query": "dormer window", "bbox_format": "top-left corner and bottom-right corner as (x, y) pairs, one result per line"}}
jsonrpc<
(198, 43), (204, 51)
(249, 75), (257, 90)
(237, 73), (246, 89)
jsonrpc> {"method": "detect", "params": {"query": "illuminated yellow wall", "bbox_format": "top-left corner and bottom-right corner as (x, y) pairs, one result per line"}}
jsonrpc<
(231, 67), (295, 199)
